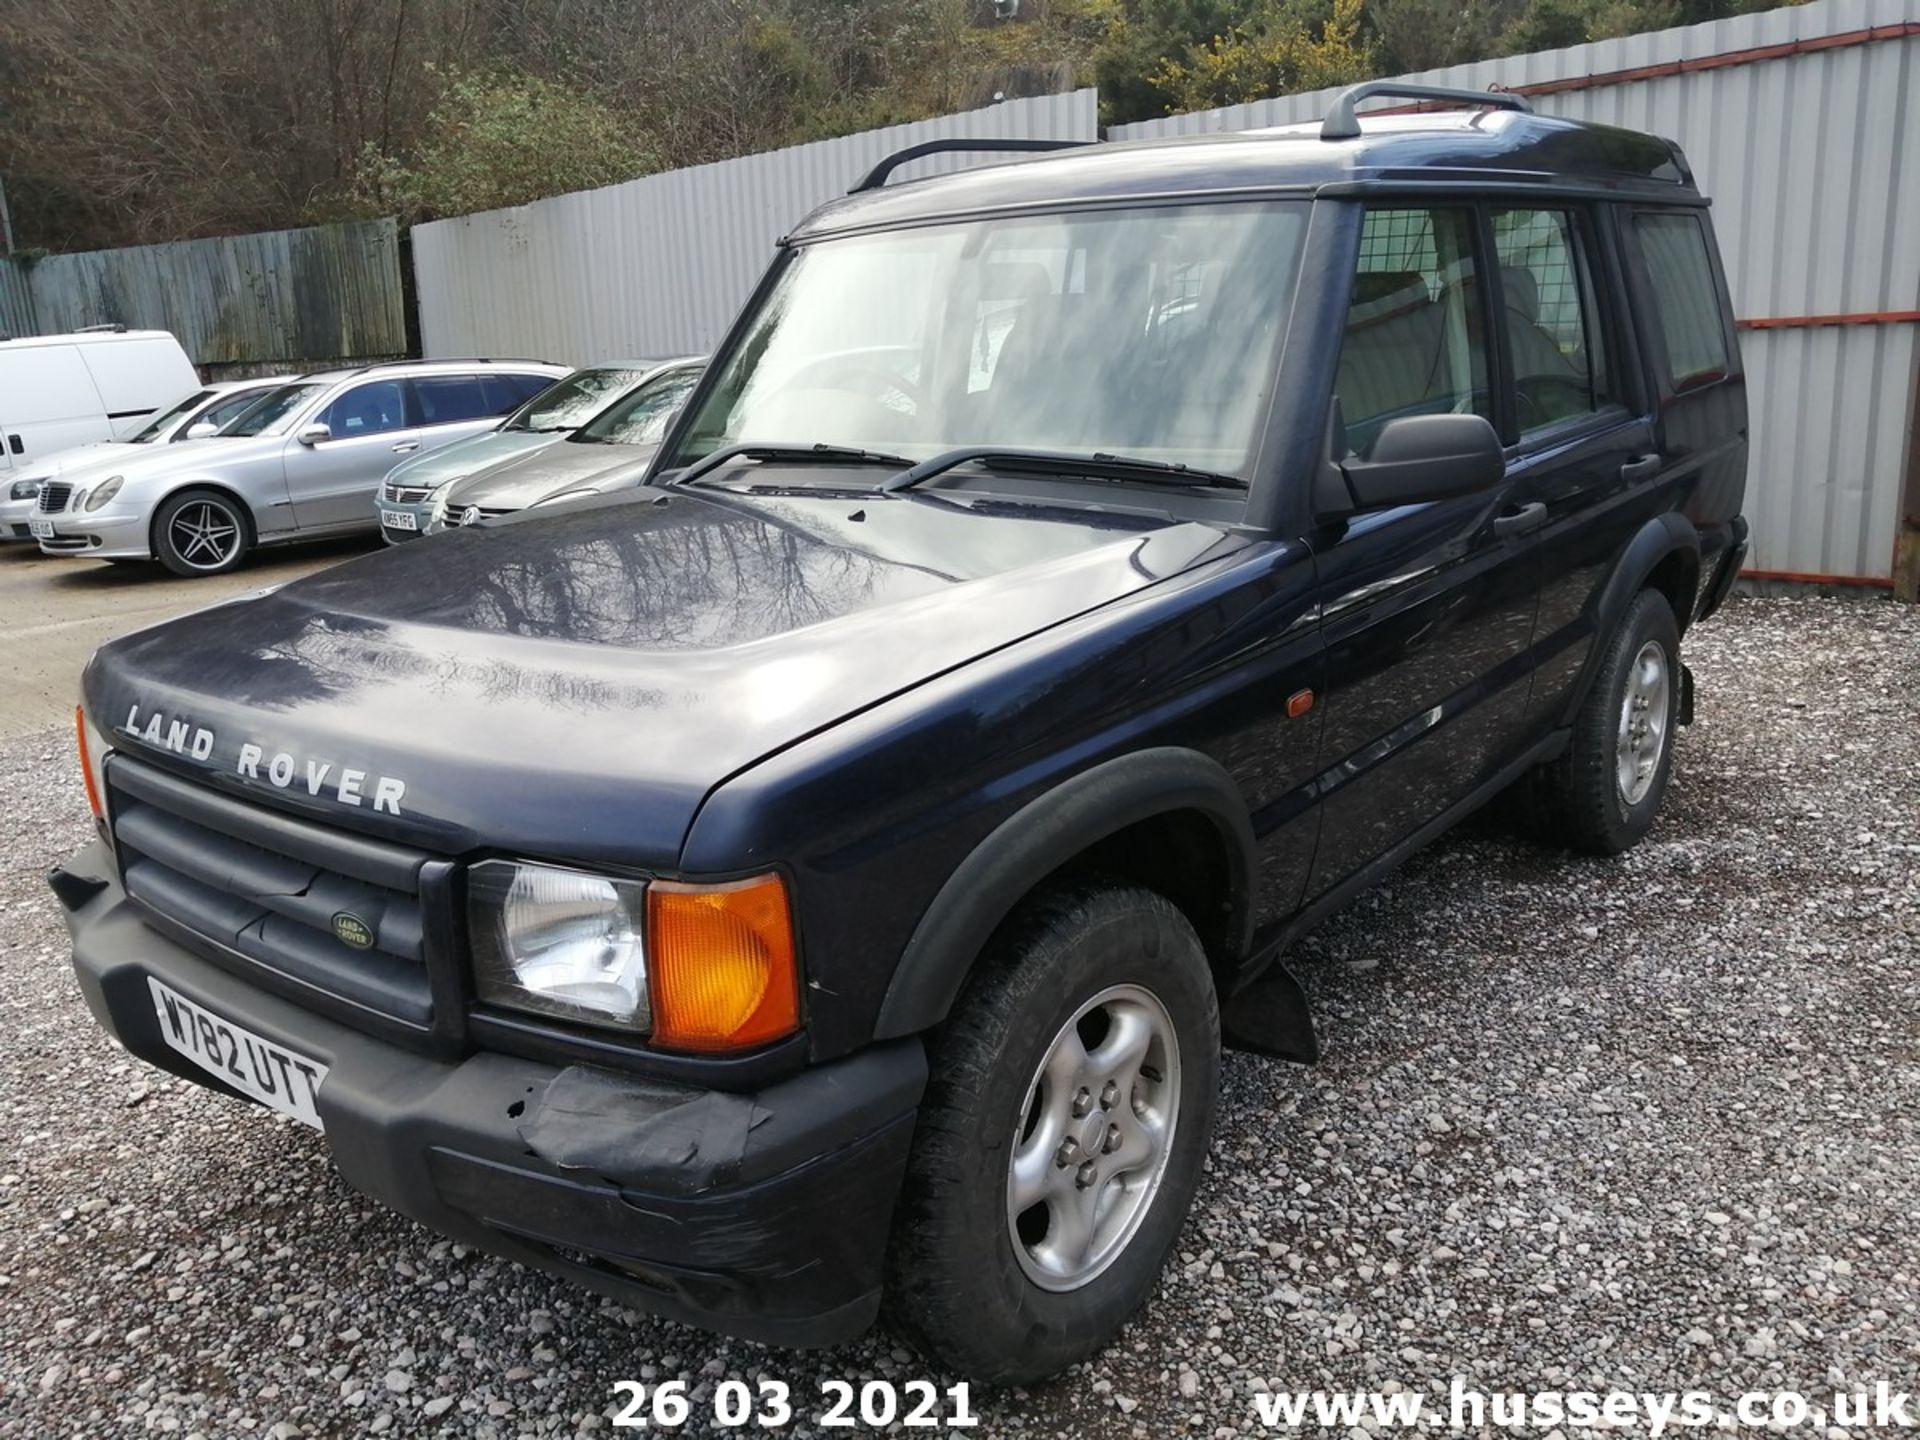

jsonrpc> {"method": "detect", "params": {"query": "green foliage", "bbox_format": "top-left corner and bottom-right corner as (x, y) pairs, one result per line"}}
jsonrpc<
(348, 68), (655, 223)
(1152, 0), (1370, 113)
(0, 0), (1813, 249)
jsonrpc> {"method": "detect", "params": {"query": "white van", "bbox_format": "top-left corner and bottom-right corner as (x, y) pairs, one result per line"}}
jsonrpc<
(0, 329), (199, 474)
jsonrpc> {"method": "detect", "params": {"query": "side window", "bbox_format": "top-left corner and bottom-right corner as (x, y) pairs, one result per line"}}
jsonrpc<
(481, 374), (547, 413)
(1634, 213), (1730, 390)
(198, 389), (269, 434)
(1336, 207), (1489, 457)
(410, 375), (495, 426)
(1490, 208), (1612, 434)
(321, 380), (406, 437)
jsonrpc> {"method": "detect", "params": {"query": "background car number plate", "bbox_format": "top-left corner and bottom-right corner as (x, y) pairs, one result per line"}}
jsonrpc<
(381, 509), (418, 531)
(147, 977), (328, 1130)
(29, 519), (54, 538)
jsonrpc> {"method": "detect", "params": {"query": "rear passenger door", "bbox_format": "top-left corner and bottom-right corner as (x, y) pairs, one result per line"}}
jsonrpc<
(1306, 204), (1544, 899)
(1490, 205), (1665, 727)
(408, 372), (544, 457)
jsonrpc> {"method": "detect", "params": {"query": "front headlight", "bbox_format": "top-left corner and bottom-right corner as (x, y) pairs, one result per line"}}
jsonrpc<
(9, 477), (42, 501)
(469, 861), (650, 1030)
(85, 476), (124, 512)
(467, 861), (803, 1049)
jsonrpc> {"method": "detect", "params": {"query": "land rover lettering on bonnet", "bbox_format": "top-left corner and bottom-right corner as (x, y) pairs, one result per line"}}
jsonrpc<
(52, 88), (1748, 1384)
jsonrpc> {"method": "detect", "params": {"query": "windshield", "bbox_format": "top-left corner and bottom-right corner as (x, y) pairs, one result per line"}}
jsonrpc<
(503, 366), (645, 433)
(669, 201), (1307, 480)
(130, 389), (212, 443)
(576, 366), (702, 445)
(221, 383), (327, 438)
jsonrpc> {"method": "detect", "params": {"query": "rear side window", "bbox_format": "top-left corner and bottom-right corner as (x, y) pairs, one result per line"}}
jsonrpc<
(1336, 207), (1490, 457)
(1635, 213), (1730, 390)
(1491, 208), (1612, 433)
(410, 375), (495, 425)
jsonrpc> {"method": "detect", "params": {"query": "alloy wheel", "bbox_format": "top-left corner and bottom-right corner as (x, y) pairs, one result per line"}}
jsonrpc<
(168, 499), (243, 571)
(1006, 983), (1181, 1292)
(1615, 638), (1671, 806)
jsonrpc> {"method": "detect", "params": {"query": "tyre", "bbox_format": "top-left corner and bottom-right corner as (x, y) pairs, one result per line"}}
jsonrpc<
(153, 488), (252, 576)
(885, 881), (1220, 1383)
(1533, 588), (1680, 855)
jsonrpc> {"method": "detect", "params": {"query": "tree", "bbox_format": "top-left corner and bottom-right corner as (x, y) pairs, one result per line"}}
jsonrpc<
(1151, 0), (1370, 113)
(348, 67), (655, 222)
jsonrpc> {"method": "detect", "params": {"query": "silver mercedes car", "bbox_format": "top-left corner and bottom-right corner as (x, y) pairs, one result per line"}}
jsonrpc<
(1, 378), (280, 543)
(30, 358), (567, 574)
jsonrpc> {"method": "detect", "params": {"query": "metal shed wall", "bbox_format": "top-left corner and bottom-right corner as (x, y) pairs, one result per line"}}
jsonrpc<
(411, 90), (1100, 367)
(2, 219), (407, 369)
(1111, 0), (1920, 586)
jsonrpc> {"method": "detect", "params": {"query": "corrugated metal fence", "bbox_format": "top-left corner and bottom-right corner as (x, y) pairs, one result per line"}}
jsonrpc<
(1108, 0), (1920, 587)
(412, 90), (1099, 366)
(0, 218), (407, 372)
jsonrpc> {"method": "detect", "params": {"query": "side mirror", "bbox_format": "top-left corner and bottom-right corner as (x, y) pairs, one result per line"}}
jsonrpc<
(184, 421), (218, 440)
(296, 422), (332, 447)
(1335, 413), (1505, 513)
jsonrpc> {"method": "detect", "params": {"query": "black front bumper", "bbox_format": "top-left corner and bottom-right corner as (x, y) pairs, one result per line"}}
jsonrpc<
(56, 841), (926, 1348)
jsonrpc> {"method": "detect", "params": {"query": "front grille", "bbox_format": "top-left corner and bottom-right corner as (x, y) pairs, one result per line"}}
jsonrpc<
(38, 482), (73, 514)
(107, 755), (444, 1036)
(385, 483), (436, 504)
(444, 506), (511, 528)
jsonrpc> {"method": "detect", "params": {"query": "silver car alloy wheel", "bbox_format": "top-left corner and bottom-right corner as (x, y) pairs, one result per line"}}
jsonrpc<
(168, 499), (243, 571)
(1615, 638), (1671, 807)
(1006, 983), (1180, 1292)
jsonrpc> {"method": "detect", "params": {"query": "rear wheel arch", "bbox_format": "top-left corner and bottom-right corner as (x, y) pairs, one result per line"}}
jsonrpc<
(1563, 512), (1698, 726)
(872, 747), (1257, 1041)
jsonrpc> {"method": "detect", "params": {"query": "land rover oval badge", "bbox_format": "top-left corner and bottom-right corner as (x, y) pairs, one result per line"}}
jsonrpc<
(332, 911), (375, 950)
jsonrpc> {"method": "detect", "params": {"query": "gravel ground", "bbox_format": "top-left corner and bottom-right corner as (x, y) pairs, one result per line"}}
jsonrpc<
(2, 594), (1915, 1438)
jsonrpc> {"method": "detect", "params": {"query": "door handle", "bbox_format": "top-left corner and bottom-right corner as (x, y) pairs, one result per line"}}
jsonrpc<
(1492, 501), (1548, 537)
(1619, 452), (1663, 482)
(390, 441), (420, 453)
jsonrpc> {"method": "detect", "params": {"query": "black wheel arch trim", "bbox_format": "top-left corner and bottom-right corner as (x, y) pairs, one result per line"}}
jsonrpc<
(872, 747), (1258, 1040)
(1563, 511), (1700, 728)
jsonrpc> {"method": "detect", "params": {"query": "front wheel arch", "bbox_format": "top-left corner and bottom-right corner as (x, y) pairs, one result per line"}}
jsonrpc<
(872, 747), (1258, 1041)
(148, 484), (257, 572)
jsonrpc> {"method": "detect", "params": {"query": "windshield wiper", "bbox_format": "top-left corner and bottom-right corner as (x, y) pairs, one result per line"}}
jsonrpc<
(666, 442), (917, 490)
(879, 447), (1246, 494)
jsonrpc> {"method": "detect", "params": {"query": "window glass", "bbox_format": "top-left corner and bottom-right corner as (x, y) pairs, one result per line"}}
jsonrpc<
(1491, 209), (1611, 432)
(1635, 213), (1729, 389)
(410, 375), (494, 425)
(320, 380), (407, 436)
(195, 388), (272, 435)
(224, 383), (327, 437)
(671, 202), (1308, 478)
(131, 390), (211, 443)
(502, 366), (641, 433)
(1337, 208), (1489, 457)
(574, 367), (702, 446)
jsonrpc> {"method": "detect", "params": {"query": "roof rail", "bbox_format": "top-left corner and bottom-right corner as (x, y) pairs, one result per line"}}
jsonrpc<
(850, 137), (1093, 195)
(337, 355), (568, 378)
(1320, 83), (1532, 141)
(75, 322), (130, 334)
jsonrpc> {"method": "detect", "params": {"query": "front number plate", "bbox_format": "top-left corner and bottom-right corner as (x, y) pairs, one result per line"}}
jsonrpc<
(29, 518), (54, 539)
(380, 509), (418, 531)
(147, 977), (328, 1130)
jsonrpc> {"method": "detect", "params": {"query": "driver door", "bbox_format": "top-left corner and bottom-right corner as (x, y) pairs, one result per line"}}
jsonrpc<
(287, 379), (419, 531)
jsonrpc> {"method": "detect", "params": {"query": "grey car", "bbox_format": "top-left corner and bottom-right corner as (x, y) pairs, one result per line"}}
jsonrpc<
(377, 360), (669, 544)
(31, 358), (566, 574)
(432, 360), (703, 532)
